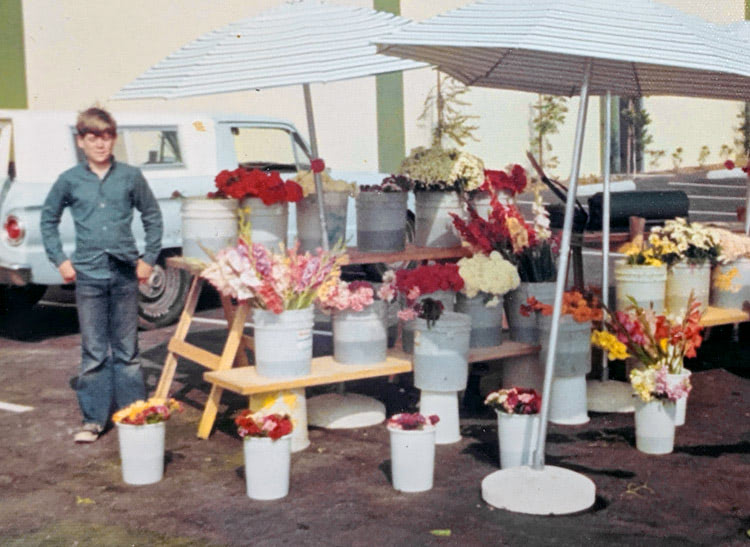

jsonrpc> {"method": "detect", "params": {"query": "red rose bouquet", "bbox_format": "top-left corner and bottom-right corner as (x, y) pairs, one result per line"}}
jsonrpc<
(394, 262), (464, 301)
(211, 167), (303, 205)
(234, 410), (293, 440)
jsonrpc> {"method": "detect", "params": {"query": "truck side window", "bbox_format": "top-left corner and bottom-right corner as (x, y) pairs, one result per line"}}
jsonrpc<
(231, 126), (300, 173)
(126, 128), (183, 168)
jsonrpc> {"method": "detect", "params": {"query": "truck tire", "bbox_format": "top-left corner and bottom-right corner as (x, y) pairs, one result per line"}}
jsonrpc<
(0, 284), (47, 315)
(137, 251), (190, 329)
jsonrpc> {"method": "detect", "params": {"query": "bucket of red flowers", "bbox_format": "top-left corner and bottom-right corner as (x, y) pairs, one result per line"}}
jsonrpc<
(235, 410), (294, 500)
(214, 167), (303, 251)
(484, 387), (541, 469)
(386, 412), (440, 492)
(112, 397), (183, 485)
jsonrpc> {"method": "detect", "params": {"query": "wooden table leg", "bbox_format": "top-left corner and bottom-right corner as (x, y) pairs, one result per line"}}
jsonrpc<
(220, 295), (250, 367)
(197, 302), (251, 439)
(153, 277), (204, 399)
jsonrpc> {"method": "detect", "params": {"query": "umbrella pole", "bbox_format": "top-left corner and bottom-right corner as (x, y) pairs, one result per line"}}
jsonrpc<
(600, 91), (612, 381)
(303, 83), (330, 251)
(532, 59), (592, 470)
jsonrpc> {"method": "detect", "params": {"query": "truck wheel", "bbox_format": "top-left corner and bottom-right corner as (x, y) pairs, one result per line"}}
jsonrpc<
(0, 284), (47, 314)
(137, 252), (190, 329)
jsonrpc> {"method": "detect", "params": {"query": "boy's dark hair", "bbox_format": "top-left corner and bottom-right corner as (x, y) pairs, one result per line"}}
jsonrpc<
(76, 107), (117, 137)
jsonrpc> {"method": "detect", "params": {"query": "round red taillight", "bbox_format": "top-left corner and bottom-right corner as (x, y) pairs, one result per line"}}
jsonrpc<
(3, 215), (25, 245)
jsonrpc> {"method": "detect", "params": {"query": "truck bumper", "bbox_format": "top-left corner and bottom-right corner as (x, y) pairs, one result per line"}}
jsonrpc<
(0, 262), (32, 286)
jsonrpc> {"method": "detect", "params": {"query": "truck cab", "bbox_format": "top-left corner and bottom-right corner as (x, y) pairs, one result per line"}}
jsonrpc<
(0, 110), (385, 328)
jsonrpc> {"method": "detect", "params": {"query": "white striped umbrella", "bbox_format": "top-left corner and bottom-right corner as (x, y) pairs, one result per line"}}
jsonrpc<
(376, 0), (750, 514)
(114, 0), (427, 248)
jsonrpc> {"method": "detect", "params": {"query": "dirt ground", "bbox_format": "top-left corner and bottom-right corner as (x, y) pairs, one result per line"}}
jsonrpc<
(0, 301), (748, 546)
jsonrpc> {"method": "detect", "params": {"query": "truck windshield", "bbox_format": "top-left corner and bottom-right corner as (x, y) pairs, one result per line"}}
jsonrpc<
(231, 126), (309, 173)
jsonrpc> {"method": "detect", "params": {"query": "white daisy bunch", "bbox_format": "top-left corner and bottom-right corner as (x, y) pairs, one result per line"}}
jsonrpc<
(704, 227), (750, 263)
(457, 251), (520, 305)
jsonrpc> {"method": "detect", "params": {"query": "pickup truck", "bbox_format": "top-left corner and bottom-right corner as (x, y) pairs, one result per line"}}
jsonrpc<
(0, 110), (391, 328)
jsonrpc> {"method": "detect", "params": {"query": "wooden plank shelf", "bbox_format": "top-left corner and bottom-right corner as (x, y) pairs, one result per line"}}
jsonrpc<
(700, 306), (750, 327)
(345, 244), (470, 265)
(204, 352), (413, 396)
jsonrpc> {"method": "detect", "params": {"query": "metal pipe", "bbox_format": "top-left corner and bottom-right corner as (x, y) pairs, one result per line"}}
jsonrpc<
(532, 58), (593, 470)
(303, 83), (330, 251)
(601, 91), (612, 381)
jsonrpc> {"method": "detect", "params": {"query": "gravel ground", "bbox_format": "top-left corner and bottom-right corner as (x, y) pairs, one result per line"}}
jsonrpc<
(0, 302), (748, 546)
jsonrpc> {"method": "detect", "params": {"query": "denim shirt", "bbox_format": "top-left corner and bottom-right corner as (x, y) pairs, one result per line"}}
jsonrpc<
(40, 160), (163, 279)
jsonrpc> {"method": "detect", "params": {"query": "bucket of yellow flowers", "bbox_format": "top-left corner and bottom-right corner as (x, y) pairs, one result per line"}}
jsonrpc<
(112, 398), (182, 485)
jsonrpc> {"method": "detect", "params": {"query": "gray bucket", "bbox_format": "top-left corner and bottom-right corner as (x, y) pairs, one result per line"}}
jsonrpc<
(253, 307), (314, 377)
(710, 257), (750, 309)
(413, 191), (463, 248)
(455, 292), (504, 348)
(296, 192), (348, 251)
(410, 312), (471, 392)
(239, 197), (288, 251)
(356, 192), (408, 252)
(504, 281), (556, 343)
(181, 197), (239, 260)
(332, 301), (387, 365)
(538, 315), (592, 377)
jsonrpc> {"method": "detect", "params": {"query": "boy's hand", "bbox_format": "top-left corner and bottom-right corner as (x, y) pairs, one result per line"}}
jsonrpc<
(136, 259), (154, 285)
(58, 260), (76, 283)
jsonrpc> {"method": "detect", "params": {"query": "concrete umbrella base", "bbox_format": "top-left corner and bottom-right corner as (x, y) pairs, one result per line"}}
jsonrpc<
(307, 393), (386, 429)
(586, 380), (635, 413)
(482, 465), (596, 515)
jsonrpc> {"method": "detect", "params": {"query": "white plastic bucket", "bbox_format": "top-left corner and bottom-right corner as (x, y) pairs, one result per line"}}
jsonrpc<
(614, 261), (667, 313)
(504, 282), (556, 343)
(496, 411), (540, 469)
(401, 291), (456, 353)
(388, 426), (436, 492)
(239, 197), (288, 252)
(548, 375), (590, 425)
(332, 301), (387, 365)
(538, 316), (592, 378)
(116, 421), (165, 485)
(355, 192), (408, 252)
(411, 312), (471, 392)
(253, 307), (314, 378)
(668, 368), (691, 427)
(634, 399), (676, 455)
(181, 198), (239, 260)
(243, 434), (292, 500)
(413, 191), (463, 248)
(419, 390), (461, 444)
(455, 293), (504, 348)
(296, 192), (349, 251)
(666, 261), (711, 315)
(711, 257), (750, 309)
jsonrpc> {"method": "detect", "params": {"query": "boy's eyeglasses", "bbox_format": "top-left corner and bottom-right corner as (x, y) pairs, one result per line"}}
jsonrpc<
(80, 132), (115, 143)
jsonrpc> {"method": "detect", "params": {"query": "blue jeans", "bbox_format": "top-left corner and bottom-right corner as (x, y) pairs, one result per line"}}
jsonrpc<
(75, 258), (145, 427)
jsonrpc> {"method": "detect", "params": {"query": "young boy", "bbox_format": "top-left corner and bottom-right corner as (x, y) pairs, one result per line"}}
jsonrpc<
(40, 107), (163, 443)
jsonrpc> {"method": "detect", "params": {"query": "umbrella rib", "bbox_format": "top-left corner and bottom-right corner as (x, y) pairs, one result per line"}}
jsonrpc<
(468, 48), (513, 86)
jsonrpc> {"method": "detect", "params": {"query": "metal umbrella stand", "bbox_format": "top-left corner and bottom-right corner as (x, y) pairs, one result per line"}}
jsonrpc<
(376, 0), (750, 514)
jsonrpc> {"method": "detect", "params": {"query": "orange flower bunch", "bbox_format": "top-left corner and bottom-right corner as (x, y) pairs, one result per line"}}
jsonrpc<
(520, 290), (602, 323)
